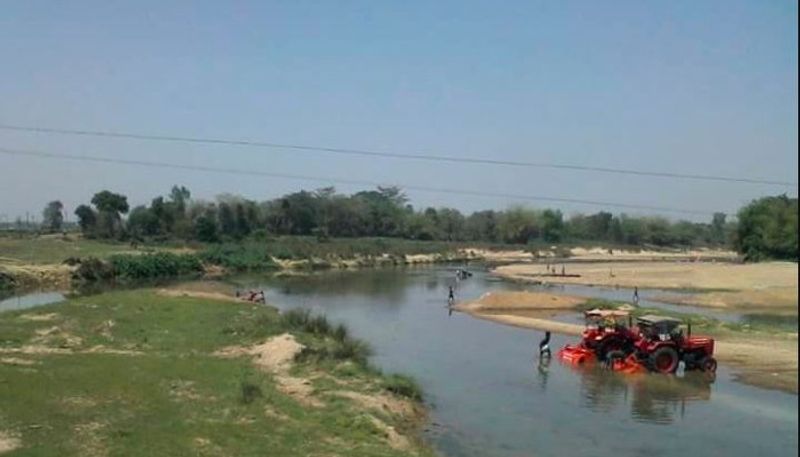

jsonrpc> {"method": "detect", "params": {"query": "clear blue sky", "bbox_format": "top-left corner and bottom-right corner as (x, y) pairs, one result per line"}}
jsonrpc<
(1, 0), (797, 223)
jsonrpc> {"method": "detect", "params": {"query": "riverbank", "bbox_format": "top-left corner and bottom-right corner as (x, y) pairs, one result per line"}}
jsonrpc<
(456, 291), (799, 394)
(493, 260), (798, 310)
(1, 235), (491, 292)
(0, 288), (434, 456)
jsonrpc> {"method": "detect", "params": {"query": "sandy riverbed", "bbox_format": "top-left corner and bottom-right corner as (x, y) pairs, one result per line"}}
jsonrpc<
(494, 261), (798, 309)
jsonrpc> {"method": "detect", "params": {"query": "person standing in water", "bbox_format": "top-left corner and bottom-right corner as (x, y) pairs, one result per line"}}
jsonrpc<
(633, 286), (640, 305)
(448, 286), (455, 306)
(539, 331), (552, 358)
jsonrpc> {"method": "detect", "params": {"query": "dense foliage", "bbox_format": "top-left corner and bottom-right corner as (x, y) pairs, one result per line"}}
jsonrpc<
(734, 195), (798, 261)
(66, 185), (742, 249)
(109, 252), (204, 279)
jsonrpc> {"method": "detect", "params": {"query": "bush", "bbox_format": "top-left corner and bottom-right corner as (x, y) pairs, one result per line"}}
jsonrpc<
(198, 244), (277, 271)
(330, 338), (371, 366)
(72, 257), (116, 282)
(240, 381), (263, 404)
(0, 271), (16, 290)
(281, 309), (372, 366)
(109, 252), (204, 279)
(383, 374), (423, 401)
(734, 195), (798, 261)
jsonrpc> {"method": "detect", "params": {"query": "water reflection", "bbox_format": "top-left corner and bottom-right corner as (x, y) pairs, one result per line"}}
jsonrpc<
(564, 366), (714, 424)
(535, 356), (550, 391)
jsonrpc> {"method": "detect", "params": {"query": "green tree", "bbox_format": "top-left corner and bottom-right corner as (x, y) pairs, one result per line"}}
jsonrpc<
(734, 195), (798, 261)
(711, 212), (727, 245)
(193, 212), (220, 242)
(91, 190), (129, 238)
(541, 209), (564, 242)
(74, 205), (97, 235)
(42, 200), (64, 232)
(169, 185), (191, 212)
(498, 207), (541, 244)
(465, 210), (498, 242)
(127, 206), (160, 238)
(436, 208), (465, 241)
(218, 202), (237, 237)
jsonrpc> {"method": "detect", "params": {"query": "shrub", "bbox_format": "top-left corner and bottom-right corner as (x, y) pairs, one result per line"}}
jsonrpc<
(72, 257), (116, 282)
(198, 245), (277, 271)
(383, 374), (423, 401)
(281, 309), (372, 366)
(240, 381), (263, 404)
(0, 271), (16, 290)
(109, 252), (203, 279)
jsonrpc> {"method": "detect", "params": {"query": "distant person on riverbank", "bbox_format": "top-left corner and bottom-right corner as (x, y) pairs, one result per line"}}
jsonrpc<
(633, 287), (639, 305)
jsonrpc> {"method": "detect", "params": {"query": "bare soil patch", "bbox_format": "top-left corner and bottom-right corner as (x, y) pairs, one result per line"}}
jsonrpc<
(157, 288), (240, 303)
(215, 333), (321, 406)
(0, 430), (21, 454)
(462, 291), (586, 312)
(333, 390), (420, 418)
(1, 357), (39, 366)
(19, 313), (59, 322)
(367, 415), (412, 452)
(568, 247), (737, 262)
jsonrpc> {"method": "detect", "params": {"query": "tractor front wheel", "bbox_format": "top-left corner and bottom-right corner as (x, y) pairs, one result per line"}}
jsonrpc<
(700, 356), (718, 373)
(649, 346), (679, 374)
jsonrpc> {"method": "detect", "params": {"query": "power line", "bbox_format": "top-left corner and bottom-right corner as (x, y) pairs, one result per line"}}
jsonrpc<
(0, 146), (721, 216)
(0, 123), (795, 187)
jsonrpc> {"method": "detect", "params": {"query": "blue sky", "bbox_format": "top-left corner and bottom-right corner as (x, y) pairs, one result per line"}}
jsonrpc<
(1, 0), (797, 222)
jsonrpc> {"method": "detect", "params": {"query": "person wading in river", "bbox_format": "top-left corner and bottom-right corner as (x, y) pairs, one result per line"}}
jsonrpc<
(539, 331), (552, 358)
(448, 286), (455, 306)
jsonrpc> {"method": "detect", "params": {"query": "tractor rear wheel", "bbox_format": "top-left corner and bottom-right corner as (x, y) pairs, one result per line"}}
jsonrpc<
(649, 346), (679, 374)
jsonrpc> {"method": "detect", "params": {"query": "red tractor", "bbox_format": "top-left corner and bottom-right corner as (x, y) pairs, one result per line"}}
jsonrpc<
(560, 312), (718, 375)
(559, 309), (639, 365)
(628, 315), (717, 374)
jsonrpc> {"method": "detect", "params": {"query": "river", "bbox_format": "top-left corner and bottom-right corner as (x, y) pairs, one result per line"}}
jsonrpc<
(242, 265), (797, 457)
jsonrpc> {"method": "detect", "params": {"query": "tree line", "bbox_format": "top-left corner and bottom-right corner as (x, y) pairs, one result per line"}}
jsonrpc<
(37, 186), (797, 260)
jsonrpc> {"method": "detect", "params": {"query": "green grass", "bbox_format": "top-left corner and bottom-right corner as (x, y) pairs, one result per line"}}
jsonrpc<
(0, 289), (433, 456)
(0, 234), (192, 265)
(383, 374), (424, 401)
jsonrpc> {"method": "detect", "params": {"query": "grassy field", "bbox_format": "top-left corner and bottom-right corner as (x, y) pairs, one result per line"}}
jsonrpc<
(0, 289), (433, 456)
(0, 234), (483, 266)
(0, 234), (193, 265)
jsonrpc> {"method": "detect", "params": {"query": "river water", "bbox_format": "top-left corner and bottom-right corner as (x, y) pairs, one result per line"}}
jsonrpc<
(240, 266), (798, 457)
